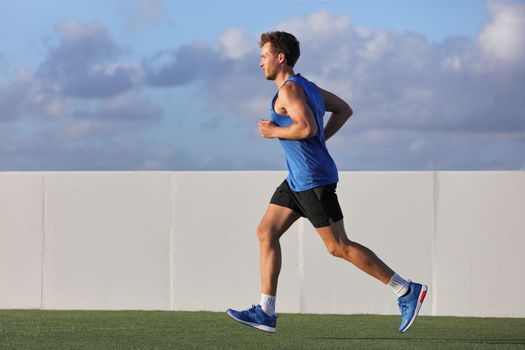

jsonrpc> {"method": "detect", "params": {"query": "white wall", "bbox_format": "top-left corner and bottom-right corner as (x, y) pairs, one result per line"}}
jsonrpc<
(0, 171), (524, 317)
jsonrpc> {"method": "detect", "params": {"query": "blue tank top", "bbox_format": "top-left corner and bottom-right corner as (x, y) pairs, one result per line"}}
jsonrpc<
(270, 73), (338, 192)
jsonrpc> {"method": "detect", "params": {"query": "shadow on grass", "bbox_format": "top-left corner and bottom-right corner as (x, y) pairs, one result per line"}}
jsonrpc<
(308, 337), (525, 345)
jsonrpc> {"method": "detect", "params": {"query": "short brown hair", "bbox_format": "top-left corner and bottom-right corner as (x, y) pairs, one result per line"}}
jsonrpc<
(259, 31), (300, 67)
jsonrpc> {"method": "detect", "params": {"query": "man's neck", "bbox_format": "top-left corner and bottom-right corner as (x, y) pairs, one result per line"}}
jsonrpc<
(274, 68), (295, 89)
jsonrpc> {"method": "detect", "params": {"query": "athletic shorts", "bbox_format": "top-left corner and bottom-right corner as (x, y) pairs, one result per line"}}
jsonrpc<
(270, 179), (344, 228)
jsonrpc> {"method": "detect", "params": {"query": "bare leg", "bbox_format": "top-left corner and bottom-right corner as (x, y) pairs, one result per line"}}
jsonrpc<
(257, 204), (301, 295)
(316, 219), (394, 284)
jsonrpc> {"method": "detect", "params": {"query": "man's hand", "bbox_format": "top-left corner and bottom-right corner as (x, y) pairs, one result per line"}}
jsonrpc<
(320, 88), (353, 141)
(259, 119), (278, 139)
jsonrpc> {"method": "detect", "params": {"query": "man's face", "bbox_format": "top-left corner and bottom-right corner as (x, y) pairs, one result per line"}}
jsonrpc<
(259, 42), (279, 80)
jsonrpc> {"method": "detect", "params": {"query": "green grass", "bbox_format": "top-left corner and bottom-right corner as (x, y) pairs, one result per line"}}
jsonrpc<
(1, 310), (524, 349)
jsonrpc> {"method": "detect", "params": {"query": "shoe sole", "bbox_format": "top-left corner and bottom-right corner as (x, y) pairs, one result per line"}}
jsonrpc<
(226, 310), (276, 333)
(400, 284), (428, 333)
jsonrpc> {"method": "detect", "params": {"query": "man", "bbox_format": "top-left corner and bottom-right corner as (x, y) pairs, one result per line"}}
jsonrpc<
(227, 31), (427, 334)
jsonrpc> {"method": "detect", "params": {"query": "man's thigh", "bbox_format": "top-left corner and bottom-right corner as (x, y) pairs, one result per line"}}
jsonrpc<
(315, 218), (349, 247)
(258, 204), (301, 239)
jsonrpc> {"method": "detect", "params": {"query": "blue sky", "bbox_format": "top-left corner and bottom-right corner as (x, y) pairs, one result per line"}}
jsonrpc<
(1, 0), (524, 170)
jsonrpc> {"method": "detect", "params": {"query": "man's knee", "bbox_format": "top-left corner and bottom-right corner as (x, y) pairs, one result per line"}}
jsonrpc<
(257, 225), (278, 244)
(327, 245), (344, 258)
(326, 240), (352, 259)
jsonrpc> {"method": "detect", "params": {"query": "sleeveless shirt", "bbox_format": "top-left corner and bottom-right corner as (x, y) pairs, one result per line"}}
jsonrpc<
(270, 73), (338, 191)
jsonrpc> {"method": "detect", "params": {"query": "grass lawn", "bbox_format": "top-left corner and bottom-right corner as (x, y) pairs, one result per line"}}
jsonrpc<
(1, 310), (524, 349)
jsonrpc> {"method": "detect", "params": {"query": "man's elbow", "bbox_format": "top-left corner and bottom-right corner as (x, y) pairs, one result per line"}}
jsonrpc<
(301, 123), (317, 139)
(344, 103), (353, 119)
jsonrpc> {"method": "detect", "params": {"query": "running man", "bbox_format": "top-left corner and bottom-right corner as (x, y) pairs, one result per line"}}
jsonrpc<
(227, 31), (427, 334)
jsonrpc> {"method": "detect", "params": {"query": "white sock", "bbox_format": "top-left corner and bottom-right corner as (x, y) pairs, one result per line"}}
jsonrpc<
(259, 294), (276, 316)
(388, 273), (410, 298)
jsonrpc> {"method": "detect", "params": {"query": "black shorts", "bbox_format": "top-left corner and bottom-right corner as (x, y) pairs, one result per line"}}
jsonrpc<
(270, 179), (344, 228)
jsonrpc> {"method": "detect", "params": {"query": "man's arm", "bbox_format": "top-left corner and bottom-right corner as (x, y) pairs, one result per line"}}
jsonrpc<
(320, 88), (353, 141)
(258, 82), (318, 140)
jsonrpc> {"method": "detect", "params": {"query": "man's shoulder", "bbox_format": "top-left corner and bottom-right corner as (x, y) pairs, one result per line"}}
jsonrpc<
(279, 81), (307, 103)
(289, 73), (318, 86)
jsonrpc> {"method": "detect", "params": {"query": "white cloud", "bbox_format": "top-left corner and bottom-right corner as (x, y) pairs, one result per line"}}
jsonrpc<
(55, 21), (108, 42)
(199, 9), (524, 169)
(0, 20), (167, 170)
(479, 1), (525, 63)
(73, 95), (163, 123)
(142, 7), (524, 139)
(216, 28), (256, 59)
(125, 0), (169, 32)
(0, 21), (151, 124)
(0, 121), (192, 171)
(276, 11), (351, 43)
(2, 7), (524, 171)
(144, 42), (216, 86)
(35, 21), (140, 100)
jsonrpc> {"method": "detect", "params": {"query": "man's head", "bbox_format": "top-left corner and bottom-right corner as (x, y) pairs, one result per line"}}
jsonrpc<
(259, 31), (300, 80)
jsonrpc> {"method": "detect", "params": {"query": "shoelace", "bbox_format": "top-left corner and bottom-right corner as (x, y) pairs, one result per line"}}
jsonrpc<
(244, 305), (258, 316)
(398, 299), (408, 318)
(398, 282), (413, 318)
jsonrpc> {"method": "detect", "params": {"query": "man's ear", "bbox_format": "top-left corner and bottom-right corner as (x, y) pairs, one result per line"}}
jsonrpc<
(278, 52), (286, 64)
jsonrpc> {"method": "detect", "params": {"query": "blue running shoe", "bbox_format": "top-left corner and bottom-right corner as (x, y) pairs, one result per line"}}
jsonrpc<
(227, 304), (277, 333)
(398, 282), (428, 333)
